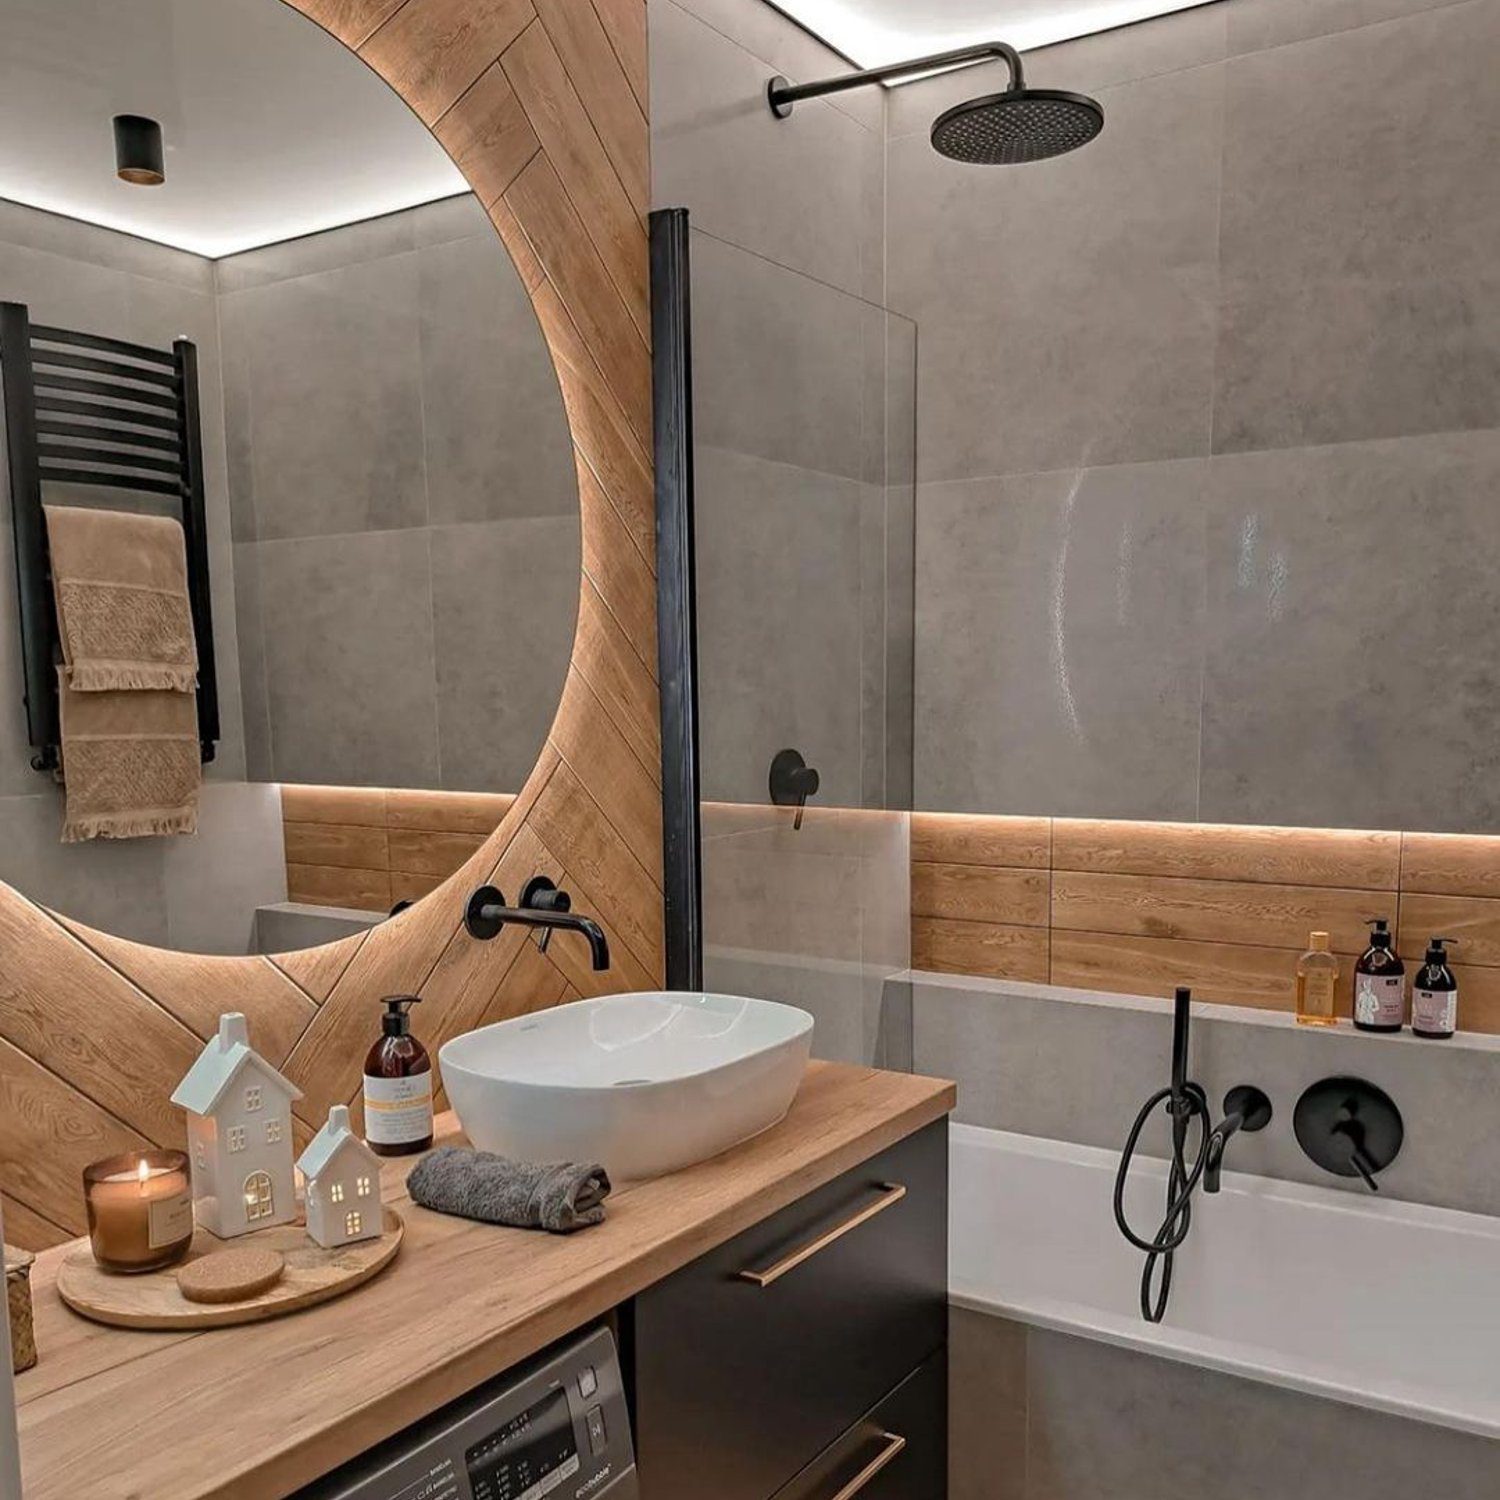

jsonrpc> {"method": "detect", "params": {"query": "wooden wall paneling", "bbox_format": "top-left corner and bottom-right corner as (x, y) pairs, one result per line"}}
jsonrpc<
(1396, 892), (1500, 966)
(579, 461), (658, 664)
(1400, 832), (1500, 897)
(911, 917), (1049, 984)
(0, 1040), (154, 1235)
(529, 759), (663, 978)
(1051, 871), (1381, 954)
(574, 577), (661, 775)
(0, 0), (660, 1245)
(591, 0), (648, 112)
(388, 829), (489, 877)
(269, 932), (368, 1006)
(284, 822), (391, 871)
(1050, 930), (1357, 1014)
(910, 813), (1050, 869)
(360, 0), (537, 124)
(57, 919), (318, 1067)
(533, 0), (649, 219)
(504, 155), (652, 437)
(281, 784), (388, 827)
(911, 862), (1048, 927)
(0, 906), (200, 1144)
(502, 22), (650, 336)
(432, 63), (540, 209)
(0, 1193), (69, 1254)
(287, 863), (393, 914)
(384, 790), (514, 834)
(1052, 819), (1401, 889)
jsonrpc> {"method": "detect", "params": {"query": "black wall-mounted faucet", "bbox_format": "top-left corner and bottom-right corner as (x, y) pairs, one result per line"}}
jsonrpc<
(769, 748), (820, 830)
(464, 877), (611, 970)
(1203, 1085), (1273, 1194)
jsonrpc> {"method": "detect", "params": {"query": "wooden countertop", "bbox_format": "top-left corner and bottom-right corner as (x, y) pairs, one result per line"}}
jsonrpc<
(15, 1061), (954, 1500)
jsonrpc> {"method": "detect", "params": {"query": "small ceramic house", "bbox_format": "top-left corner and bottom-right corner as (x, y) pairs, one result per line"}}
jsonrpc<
(170, 1013), (302, 1239)
(296, 1105), (383, 1249)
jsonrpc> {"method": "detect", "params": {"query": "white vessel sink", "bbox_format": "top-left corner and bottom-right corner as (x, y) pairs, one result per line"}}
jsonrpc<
(439, 992), (815, 1181)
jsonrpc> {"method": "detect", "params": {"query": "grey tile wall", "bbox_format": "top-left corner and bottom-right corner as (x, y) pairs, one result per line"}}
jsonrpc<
(890, 0), (1500, 830)
(219, 197), (580, 791)
(914, 460), (1208, 819)
(952, 1311), (1500, 1500)
(910, 970), (1500, 1217)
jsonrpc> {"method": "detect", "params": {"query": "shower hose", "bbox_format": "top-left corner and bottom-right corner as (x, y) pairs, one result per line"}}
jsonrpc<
(1112, 1078), (1211, 1323)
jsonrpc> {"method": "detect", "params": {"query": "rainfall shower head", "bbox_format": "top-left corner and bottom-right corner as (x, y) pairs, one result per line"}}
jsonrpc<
(767, 42), (1104, 166)
(930, 88), (1104, 165)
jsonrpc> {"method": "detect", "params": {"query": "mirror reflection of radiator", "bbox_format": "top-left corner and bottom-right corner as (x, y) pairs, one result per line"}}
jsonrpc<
(0, 299), (219, 772)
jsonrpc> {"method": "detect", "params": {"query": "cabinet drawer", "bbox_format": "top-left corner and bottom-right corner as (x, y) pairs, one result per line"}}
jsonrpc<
(632, 1119), (947, 1500)
(771, 1352), (946, 1500)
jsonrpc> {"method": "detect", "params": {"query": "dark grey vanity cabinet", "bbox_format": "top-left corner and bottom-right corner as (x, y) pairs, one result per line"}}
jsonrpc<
(629, 1119), (948, 1500)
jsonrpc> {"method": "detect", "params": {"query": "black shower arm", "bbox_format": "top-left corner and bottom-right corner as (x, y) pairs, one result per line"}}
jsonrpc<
(768, 42), (1024, 117)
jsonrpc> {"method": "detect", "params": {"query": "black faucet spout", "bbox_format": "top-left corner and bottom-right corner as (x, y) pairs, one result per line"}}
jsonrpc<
(463, 883), (612, 970)
(1203, 1085), (1273, 1194)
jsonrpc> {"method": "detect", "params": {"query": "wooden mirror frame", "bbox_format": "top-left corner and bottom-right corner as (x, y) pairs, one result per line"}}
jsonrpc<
(0, 0), (660, 1250)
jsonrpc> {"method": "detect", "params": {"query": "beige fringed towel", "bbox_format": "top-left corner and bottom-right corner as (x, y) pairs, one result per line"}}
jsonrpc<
(43, 504), (198, 692)
(44, 505), (202, 841)
(56, 672), (200, 841)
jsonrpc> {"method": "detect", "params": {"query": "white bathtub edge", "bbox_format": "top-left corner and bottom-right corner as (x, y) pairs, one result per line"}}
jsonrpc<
(950, 1123), (1500, 1444)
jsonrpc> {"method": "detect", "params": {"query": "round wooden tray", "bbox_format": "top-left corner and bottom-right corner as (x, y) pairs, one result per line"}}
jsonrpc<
(57, 1208), (403, 1330)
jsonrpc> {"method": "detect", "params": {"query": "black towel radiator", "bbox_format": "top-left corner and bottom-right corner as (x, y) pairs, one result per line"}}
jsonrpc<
(0, 300), (218, 771)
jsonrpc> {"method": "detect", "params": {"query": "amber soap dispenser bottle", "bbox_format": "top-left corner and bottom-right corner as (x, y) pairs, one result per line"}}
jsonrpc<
(1296, 930), (1339, 1026)
(1353, 918), (1405, 1033)
(363, 995), (434, 1156)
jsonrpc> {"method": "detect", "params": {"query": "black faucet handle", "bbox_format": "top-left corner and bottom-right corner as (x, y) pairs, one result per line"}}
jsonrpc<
(769, 748), (820, 830)
(1294, 1077), (1403, 1192)
(521, 876), (569, 951)
(465, 884), (509, 940)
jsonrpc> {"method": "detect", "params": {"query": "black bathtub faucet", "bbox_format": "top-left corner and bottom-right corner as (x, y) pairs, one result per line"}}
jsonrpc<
(1113, 987), (1272, 1323)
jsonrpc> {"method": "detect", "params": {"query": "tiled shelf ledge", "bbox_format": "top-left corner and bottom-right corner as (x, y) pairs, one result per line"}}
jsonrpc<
(908, 970), (1500, 1218)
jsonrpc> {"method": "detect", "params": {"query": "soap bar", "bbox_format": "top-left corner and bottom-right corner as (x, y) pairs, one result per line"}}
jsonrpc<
(177, 1247), (285, 1304)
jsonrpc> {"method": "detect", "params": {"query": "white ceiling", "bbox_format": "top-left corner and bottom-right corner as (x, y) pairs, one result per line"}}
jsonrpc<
(772, 0), (1214, 68)
(0, 0), (466, 259)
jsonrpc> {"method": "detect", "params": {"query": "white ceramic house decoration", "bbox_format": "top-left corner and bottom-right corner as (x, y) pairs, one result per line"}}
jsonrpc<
(297, 1104), (383, 1249)
(170, 1012), (302, 1239)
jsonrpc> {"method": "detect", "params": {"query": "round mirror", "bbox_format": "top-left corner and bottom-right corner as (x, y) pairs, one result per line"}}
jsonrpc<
(0, 0), (580, 953)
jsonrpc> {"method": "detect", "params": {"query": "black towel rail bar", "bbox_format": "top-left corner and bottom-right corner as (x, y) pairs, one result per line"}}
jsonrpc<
(1, 300), (219, 771)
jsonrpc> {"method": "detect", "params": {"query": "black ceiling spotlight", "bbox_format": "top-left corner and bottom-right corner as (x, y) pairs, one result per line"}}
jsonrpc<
(768, 42), (1104, 165)
(113, 114), (165, 186)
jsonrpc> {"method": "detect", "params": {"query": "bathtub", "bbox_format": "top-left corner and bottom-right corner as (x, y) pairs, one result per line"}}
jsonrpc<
(950, 1123), (1500, 1441)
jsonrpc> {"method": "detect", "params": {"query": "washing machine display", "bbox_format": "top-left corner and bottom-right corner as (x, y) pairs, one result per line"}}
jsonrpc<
(465, 1386), (579, 1500)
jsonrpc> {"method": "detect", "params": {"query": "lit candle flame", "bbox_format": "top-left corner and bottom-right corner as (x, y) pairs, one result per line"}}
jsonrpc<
(137, 1156), (151, 1195)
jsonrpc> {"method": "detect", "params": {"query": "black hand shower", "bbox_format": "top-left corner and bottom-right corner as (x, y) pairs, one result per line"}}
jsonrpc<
(767, 42), (1103, 165)
(1113, 988), (1272, 1322)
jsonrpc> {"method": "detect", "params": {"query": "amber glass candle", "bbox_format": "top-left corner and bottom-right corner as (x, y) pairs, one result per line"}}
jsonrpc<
(83, 1150), (194, 1273)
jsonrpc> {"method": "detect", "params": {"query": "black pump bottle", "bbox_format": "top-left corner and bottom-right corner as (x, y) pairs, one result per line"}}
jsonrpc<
(1411, 938), (1458, 1040)
(1353, 918), (1405, 1033)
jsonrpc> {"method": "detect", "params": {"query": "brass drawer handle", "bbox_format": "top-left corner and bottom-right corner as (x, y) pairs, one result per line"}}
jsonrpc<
(738, 1182), (907, 1287)
(828, 1432), (907, 1500)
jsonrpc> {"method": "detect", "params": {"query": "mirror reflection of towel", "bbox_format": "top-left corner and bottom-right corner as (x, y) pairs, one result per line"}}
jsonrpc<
(56, 672), (200, 842)
(43, 504), (198, 692)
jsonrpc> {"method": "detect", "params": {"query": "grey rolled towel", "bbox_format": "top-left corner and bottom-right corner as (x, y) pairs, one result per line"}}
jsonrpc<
(406, 1146), (611, 1233)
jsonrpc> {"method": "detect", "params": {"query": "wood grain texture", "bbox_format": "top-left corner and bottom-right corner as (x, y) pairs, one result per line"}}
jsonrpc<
(56, 1210), (404, 1331)
(1052, 819), (1400, 889)
(1050, 930), (1357, 1015)
(913, 813), (1500, 1034)
(911, 862), (1048, 927)
(0, 0), (660, 1246)
(1051, 871), (1382, 954)
(911, 813), (1049, 869)
(911, 917), (1049, 984)
(1400, 832), (1500, 897)
(17, 1065), (955, 1500)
